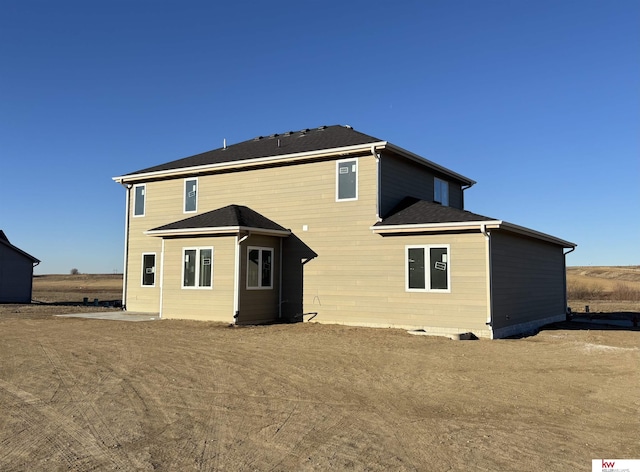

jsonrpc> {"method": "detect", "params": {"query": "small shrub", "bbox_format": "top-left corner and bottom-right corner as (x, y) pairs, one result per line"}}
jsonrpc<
(70, 268), (80, 275)
(567, 282), (604, 300)
(610, 282), (640, 301)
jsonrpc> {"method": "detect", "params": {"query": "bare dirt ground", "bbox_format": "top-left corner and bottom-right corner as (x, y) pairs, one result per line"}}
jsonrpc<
(0, 274), (638, 471)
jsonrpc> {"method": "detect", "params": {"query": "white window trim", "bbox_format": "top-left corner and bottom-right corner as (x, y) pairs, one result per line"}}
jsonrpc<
(141, 252), (156, 287)
(183, 177), (198, 214)
(405, 244), (451, 293)
(133, 183), (146, 217)
(434, 177), (449, 206)
(181, 246), (214, 290)
(246, 246), (274, 290)
(335, 158), (358, 202)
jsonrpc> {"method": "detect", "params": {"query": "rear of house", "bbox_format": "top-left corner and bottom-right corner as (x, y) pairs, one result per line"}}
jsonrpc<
(114, 125), (575, 338)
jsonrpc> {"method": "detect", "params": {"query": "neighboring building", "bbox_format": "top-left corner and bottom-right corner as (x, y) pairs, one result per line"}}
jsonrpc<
(113, 125), (575, 339)
(0, 230), (40, 303)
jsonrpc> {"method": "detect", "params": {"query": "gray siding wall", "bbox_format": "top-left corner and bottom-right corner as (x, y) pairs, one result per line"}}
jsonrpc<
(0, 245), (34, 303)
(379, 153), (463, 217)
(490, 231), (566, 332)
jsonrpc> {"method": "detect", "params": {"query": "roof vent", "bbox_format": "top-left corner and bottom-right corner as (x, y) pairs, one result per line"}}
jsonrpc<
(254, 136), (263, 141)
(284, 131), (292, 136)
(269, 133), (279, 139)
(344, 124), (352, 129)
(318, 125), (327, 130)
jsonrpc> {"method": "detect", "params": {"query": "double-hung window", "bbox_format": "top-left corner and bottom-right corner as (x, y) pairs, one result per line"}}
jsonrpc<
(406, 245), (450, 292)
(434, 178), (449, 206)
(141, 253), (156, 287)
(184, 178), (197, 213)
(336, 159), (358, 201)
(247, 247), (273, 289)
(182, 247), (213, 289)
(133, 184), (146, 217)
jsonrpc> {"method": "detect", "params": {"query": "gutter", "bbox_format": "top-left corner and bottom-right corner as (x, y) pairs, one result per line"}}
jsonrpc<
(372, 145), (382, 221)
(371, 220), (576, 248)
(145, 226), (291, 238)
(113, 142), (389, 184)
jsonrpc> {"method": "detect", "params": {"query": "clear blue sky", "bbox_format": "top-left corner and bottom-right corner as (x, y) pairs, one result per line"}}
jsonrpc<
(1, 0), (638, 274)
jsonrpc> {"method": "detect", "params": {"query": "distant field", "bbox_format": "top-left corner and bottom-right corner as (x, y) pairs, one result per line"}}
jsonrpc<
(567, 266), (640, 313)
(29, 269), (640, 314)
(33, 274), (123, 304)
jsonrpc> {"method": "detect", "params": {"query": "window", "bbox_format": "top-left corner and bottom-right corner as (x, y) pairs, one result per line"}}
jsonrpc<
(406, 245), (450, 292)
(336, 159), (357, 201)
(182, 247), (213, 288)
(133, 184), (146, 216)
(434, 178), (449, 206)
(247, 247), (273, 289)
(184, 178), (197, 213)
(141, 253), (156, 287)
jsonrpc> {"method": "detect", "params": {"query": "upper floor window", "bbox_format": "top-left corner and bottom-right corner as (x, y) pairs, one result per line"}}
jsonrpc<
(183, 247), (213, 289)
(434, 178), (449, 206)
(141, 253), (156, 287)
(184, 178), (198, 213)
(406, 245), (450, 292)
(247, 247), (273, 289)
(133, 184), (146, 217)
(336, 159), (358, 201)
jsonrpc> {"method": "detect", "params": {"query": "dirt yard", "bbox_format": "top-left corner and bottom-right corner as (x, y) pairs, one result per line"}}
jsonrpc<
(0, 274), (638, 471)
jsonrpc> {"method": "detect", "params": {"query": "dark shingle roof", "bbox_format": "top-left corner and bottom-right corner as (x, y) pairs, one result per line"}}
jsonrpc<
(129, 125), (381, 175)
(375, 198), (496, 226)
(0, 230), (40, 263)
(149, 205), (289, 233)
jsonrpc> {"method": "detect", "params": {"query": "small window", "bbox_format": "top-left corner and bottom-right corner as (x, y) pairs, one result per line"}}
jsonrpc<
(434, 178), (449, 206)
(133, 184), (146, 217)
(142, 253), (156, 287)
(247, 247), (273, 289)
(184, 178), (197, 213)
(336, 159), (358, 201)
(406, 245), (450, 292)
(182, 247), (213, 289)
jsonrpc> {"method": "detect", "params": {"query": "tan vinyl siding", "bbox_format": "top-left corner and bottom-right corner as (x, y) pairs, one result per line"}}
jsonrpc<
(161, 236), (235, 321)
(380, 153), (464, 217)
(490, 231), (566, 331)
(122, 152), (491, 335)
(237, 234), (280, 324)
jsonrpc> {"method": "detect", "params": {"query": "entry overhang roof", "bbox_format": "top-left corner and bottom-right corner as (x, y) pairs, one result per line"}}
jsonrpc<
(145, 205), (291, 238)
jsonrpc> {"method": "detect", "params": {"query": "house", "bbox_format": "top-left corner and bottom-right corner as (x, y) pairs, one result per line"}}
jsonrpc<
(0, 230), (40, 303)
(113, 125), (575, 339)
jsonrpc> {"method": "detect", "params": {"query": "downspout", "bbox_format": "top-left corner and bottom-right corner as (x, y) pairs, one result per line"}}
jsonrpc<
(460, 183), (474, 209)
(372, 145), (382, 221)
(563, 246), (576, 317)
(120, 183), (132, 310)
(158, 238), (165, 319)
(234, 232), (250, 323)
(279, 237), (283, 319)
(481, 224), (493, 337)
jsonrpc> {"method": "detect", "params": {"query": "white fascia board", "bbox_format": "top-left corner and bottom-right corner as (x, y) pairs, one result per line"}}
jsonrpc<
(370, 220), (502, 233)
(371, 219), (576, 248)
(384, 143), (476, 186)
(113, 142), (388, 184)
(145, 226), (291, 238)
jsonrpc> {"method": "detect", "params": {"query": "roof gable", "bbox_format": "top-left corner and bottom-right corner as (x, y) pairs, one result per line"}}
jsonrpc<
(0, 230), (40, 263)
